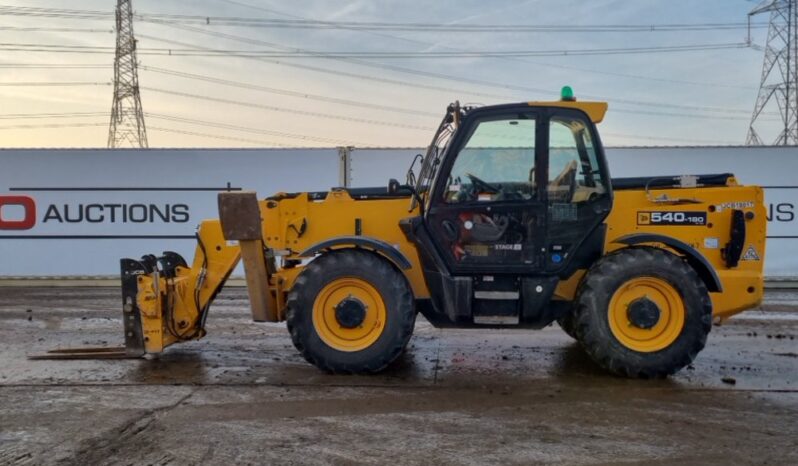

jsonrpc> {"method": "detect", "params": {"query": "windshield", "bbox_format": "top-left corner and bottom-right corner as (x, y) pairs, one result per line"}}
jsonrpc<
(410, 103), (462, 211)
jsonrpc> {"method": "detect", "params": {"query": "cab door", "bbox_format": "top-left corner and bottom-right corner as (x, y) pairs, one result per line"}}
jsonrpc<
(426, 109), (547, 274)
(543, 108), (612, 273)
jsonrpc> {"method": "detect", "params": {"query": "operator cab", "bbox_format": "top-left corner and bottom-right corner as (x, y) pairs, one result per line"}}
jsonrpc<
(400, 87), (613, 327)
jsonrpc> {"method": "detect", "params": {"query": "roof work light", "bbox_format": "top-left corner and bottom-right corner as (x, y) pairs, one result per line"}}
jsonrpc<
(561, 86), (576, 102)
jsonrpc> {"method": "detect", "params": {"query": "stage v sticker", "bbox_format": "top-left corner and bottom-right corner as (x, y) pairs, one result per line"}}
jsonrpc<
(637, 211), (707, 226)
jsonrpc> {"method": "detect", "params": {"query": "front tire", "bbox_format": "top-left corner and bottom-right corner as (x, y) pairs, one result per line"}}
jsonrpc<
(556, 310), (578, 340)
(574, 247), (712, 378)
(286, 250), (415, 374)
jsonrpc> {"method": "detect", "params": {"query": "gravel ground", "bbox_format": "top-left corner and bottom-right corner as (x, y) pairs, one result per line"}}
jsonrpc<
(1, 287), (796, 465)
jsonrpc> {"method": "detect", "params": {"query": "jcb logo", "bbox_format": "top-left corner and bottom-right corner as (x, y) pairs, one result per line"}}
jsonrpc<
(0, 195), (36, 230)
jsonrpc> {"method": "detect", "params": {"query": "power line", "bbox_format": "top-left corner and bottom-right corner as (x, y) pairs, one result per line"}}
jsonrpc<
(0, 43), (114, 53)
(140, 72), (761, 123)
(0, 122), (107, 130)
(0, 23), (751, 89)
(0, 61), (443, 123)
(603, 132), (740, 145)
(0, 112), (369, 148)
(216, 0), (476, 50)
(139, 27), (763, 117)
(0, 3), (753, 97)
(0, 26), (112, 33)
(0, 5), (769, 33)
(135, 29), (512, 101)
(136, 65), (771, 124)
(142, 87), (434, 131)
(149, 42), (750, 58)
(146, 113), (371, 146)
(512, 60), (756, 91)
(143, 68), (769, 122)
(0, 112), (109, 119)
(139, 65), (440, 117)
(0, 4), (760, 93)
(217, 0), (756, 91)
(612, 106), (779, 121)
(0, 81), (110, 86)
(0, 41), (752, 58)
(0, 6), (112, 20)
(0, 2), (764, 144)
(0, 63), (109, 69)
(0, 109), (381, 146)
(0, 120), (737, 147)
(147, 125), (287, 147)
(136, 16), (768, 33)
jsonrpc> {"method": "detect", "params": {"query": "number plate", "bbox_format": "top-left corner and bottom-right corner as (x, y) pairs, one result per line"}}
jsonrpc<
(637, 211), (707, 226)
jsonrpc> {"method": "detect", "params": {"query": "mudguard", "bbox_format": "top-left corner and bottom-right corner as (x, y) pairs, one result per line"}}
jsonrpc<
(612, 233), (722, 292)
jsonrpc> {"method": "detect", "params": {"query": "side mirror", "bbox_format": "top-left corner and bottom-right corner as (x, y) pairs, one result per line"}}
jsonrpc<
(388, 178), (401, 195)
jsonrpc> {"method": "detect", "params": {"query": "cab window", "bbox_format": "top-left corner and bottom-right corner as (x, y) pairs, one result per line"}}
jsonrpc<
(548, 116), (607, 203)
(444, 115), (536, 203)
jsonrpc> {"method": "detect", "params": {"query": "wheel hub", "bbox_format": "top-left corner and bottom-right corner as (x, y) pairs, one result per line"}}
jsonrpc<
(334, 297), (367, 328)
(627, 297), (661, 330)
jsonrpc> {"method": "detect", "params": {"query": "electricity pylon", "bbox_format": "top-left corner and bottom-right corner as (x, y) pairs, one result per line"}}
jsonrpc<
(747, 0), (798, 145)
(108, 0), (148, 148)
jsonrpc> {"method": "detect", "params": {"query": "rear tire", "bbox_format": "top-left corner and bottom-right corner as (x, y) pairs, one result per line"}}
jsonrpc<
(574, 247), (712, 378)
(286, 250), (415, 374)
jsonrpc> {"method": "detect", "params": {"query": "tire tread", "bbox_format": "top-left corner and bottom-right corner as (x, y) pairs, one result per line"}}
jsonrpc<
(574, 247), (712, 378)
(285, 250), (415, 374)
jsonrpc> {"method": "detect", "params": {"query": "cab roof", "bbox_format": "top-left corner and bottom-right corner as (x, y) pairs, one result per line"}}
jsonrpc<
(526, 100), (609, 123)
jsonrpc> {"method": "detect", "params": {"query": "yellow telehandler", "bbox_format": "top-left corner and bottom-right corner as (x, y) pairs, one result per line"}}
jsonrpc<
(37, 88), (767, 378)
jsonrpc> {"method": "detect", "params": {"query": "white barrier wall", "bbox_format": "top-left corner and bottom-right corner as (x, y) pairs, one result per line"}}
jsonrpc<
(1, 146), (797, 277)
(0, 149), (338, 277)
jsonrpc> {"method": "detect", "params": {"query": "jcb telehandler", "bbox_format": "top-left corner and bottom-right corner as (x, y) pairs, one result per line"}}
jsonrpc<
(41, 88), (767, 378)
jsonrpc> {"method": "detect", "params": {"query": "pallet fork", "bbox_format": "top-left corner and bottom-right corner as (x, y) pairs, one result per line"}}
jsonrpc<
(29, 192), (277, 360)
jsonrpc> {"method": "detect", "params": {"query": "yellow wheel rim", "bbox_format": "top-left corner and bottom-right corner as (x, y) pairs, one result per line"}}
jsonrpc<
(608, 276), (685, 353)
(312, 277), (387, 352)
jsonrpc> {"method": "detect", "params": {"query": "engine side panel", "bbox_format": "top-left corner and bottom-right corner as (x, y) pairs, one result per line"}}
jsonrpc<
(604, 184), (766, 319)
(260, 191), (431, 299)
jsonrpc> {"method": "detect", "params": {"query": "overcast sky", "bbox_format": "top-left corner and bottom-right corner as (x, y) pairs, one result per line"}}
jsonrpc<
(0, 0), (782, 148)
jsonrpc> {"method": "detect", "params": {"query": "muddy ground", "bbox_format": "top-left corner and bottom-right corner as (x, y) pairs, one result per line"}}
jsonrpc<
(1, 287), (797, 465)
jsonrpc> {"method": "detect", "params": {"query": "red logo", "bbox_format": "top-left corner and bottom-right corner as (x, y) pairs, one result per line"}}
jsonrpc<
(0, 195), (36, 230)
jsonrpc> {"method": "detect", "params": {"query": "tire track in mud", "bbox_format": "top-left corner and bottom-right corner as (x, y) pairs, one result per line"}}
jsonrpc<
(0, 443), (36, 466)
(56, 390), (196, 466)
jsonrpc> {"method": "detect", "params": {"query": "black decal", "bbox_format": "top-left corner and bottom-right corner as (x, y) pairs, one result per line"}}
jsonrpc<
(63, 204), (83, 223)
(103, 204), (122, 222)
(42, 204), (63, 223)
(172, 204), (190, 223)
(150, 204), (170, 223)
(776, 203), (794, 222)
(128, 204), (148, 223)
(637, 211), (707, 226)
(85, 204), (104, 223)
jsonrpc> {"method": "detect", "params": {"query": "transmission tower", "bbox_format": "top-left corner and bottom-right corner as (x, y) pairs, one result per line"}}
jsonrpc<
(747, 0), (798, 145)
(108, 0), (148, 148)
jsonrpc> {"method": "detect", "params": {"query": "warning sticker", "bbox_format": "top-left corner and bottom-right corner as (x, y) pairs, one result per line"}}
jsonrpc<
(741, 245), (761, 262)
